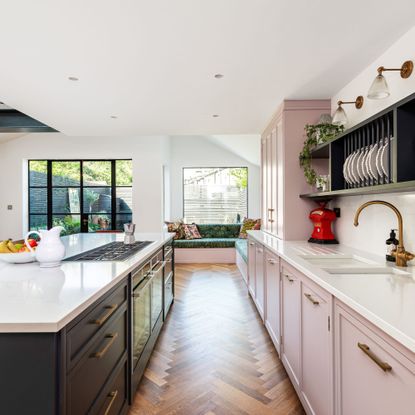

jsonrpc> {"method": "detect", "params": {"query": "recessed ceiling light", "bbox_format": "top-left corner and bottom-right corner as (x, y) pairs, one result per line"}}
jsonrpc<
(212, 114), (219, 118)
(110, 115), (118, 119)
(214, 74), (224, 79)
(68, 76), (79, 81)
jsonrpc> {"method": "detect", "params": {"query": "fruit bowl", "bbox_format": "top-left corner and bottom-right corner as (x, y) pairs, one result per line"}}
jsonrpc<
(0, 252), (36, 264)
(0, 238), (37, 264)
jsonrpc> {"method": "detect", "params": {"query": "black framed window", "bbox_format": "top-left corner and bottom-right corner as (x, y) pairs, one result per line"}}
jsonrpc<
(28, 159), (132, 235)
(183, 167), (248, 224)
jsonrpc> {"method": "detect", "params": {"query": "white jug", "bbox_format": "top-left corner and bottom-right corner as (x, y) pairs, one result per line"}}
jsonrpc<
(26, 226), (66, 268)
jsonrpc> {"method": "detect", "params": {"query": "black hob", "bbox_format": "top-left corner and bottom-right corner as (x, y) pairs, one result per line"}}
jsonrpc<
(64, 241), (154, 262)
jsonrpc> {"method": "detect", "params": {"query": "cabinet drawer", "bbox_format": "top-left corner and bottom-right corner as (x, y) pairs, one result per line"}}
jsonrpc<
(164, 272), (174, 317)
(95, 362), (128, 415)
(67, 310), (127, 415)
(67, 281), (127, 367)
(164, 248), (173, 278)
(335, 302), (415, 415)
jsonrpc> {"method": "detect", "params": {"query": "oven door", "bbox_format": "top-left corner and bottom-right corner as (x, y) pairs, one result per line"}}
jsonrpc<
(151, 260), (166, 330)
(132, 275), (152, 370)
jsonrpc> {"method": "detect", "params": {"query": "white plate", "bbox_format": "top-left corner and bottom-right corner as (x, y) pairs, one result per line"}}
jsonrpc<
(346, 152), (356, 184)
(366, 143), (379, 181)
(356, 150), (365, 182)
(343, 154), (353, 184)
(381, 140), (390, 178)
(375, 143), (385, 178)
(349, 151), (360, 185)
(361, 146), (370, 182)
(0, 252), (36, 264)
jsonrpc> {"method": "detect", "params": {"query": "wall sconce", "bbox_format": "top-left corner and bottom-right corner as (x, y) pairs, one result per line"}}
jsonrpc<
(367, 60), (413, 100)
(332, 96), (364, 127)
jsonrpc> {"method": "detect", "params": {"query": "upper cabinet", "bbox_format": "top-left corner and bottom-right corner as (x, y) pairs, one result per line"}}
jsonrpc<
(261, 100), (331, 240)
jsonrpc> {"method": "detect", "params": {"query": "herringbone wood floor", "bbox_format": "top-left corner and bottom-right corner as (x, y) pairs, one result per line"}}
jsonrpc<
(130, 264), (304, 415)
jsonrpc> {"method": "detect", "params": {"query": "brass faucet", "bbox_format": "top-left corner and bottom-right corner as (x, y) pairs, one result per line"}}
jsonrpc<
(354, 200), (415, 267)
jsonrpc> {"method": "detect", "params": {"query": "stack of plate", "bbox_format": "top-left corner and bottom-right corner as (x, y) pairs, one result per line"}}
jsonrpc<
(343, 140), (391, 187)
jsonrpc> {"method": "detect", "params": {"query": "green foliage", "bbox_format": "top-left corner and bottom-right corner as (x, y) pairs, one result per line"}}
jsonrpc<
(53, 216), (80, 236)
(299, 123), (344, 186)
(229, 168), (248, 188)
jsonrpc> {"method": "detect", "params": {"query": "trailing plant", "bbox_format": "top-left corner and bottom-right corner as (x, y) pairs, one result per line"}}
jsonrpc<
(299, 123), (344, 186)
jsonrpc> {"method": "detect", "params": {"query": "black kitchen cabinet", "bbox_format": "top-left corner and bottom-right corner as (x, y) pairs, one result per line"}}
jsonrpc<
(0, 242), (175, 415)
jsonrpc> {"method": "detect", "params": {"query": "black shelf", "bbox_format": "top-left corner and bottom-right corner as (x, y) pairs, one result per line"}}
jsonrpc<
(310, 142), (330, 159)
(300, 181), (415, 201)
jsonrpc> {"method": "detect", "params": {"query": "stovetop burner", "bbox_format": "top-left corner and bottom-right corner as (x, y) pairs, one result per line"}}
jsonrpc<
(64, 241), (154, 262)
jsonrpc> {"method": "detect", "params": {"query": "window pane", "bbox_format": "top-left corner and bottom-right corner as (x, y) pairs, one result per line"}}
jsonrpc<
(52, 161), (80, 186)
(183, 167), (248, 224)
(29, 160), (47, 186)
(116, 160), (133, 186)
(29, 215), (48, 231)
(88, 214), (112, 232)
(83, 161), (112, 186)
(116, 187), (132, 213)
(116, 214), (132, 230)
(83, 188), (112, 213)
(29, 188), (47, 213)
(52, 215), (81, 236)
(52, 188), (80, 213)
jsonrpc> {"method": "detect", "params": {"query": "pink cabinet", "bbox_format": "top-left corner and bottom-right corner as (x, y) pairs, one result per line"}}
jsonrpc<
(265, 250), (281, 354)
(301, 279), (333, 415)
(281, 261), (301, 387)
(255, 245), (265, 320)
(334, 301), (415, 415)
(247, 238), (256, 297)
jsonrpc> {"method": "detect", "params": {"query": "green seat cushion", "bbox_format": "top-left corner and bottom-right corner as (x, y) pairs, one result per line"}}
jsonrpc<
(196, 224), (241, 239)
(174, 238), (238, 249)
(235, 239), (248, 262)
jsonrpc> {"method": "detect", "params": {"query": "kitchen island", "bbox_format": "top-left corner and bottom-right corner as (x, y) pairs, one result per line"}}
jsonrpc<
(0, 232), (175, 415)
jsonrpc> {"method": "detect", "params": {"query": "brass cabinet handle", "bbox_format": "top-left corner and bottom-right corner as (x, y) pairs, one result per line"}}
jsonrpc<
(267, 258), (277, 265)
(90, 333), (118, 359)
(284, 274), (294, 283)
(304, 293), (320, 305)
(103, 390), (118, 415)
(268, 208), (275, 223)
(357, 342), (392, 372)
(90, 304), (118, 326)
(249, 242), (255, 246)
(152, 260), (167, 274)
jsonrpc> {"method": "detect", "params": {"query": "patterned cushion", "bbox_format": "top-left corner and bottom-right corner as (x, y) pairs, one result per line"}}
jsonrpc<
(164, 220), (185, 240)
(174, 238), (239, 248)
(183, 224), (202, 240)
(196, 224), (241, 239)
(235, 239), (248, 262)
(239, 218), (261, 239)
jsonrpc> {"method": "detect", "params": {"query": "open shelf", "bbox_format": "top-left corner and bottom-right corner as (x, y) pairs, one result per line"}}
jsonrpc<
(300, 181), (415, 201)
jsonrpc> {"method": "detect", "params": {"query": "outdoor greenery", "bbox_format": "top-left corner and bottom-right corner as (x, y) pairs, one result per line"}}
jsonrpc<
(299, 123), (344, 186)
(230, 168), (248, 188)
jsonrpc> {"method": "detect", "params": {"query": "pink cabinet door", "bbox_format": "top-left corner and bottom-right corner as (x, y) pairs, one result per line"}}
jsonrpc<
(281, 263), (301, 387)
(265, 250), (280, 353)
(266, 134), (273, 234)
(255, 245), (265, 319)
(270, 125), (278, 236)
(261, 138), (268, 233)
(247, 239), (256, 298)
(301, 281), (332, 415)
(335, 302), (415, 415)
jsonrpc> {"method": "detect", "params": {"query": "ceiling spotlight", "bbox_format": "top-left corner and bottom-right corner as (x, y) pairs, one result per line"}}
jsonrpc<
(367, 60), (413, 100)
(332, 96), (364, 127)
(214, 74), (224, 79)
(68, 76), (79, 81)
(212, 114), (219, 118)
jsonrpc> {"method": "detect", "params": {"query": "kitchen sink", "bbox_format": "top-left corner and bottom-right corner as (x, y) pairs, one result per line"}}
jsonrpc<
(323, 267), (411, 276)
(299, 254), (377, 268)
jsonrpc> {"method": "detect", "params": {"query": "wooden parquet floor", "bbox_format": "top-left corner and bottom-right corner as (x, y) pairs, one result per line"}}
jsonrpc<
(130, 264), (304, 415)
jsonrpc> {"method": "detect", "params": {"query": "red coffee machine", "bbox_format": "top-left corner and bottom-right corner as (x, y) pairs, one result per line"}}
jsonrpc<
(308, 202), (338, 244)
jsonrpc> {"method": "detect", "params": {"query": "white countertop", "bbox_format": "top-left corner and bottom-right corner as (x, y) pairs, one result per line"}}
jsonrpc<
(0, 232), (174, 333)
(248, 230), (415, 354)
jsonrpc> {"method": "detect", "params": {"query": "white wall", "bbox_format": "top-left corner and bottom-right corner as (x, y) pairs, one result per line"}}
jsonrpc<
(169, 135), (260, 221)
(0, 133), (169, 239)
(331, 25), (415, 256)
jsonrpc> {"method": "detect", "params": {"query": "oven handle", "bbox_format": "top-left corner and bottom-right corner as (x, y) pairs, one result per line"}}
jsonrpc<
(151, 260), (167, 274)
(132, 276), (152, 298)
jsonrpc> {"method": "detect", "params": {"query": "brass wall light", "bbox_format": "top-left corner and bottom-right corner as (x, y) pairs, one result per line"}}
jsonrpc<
(367, 60), (413, 100)
(332, 96), (364, 127)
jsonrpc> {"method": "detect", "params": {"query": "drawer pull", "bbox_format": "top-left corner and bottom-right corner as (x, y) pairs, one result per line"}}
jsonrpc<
(249, 242), (255, 246)
(103, 390), (118, 415)
(268, 259), (277, 265)
(357, 342), (392, 372)
(90, 304), (118, 326)
(304, 293), (319, 305)
(91, 333), (118, 359)
(284, 274), (294, 283)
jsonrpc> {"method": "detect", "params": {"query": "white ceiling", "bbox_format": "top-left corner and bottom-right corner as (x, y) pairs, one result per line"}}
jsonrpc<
(0, 1), (414, 136)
